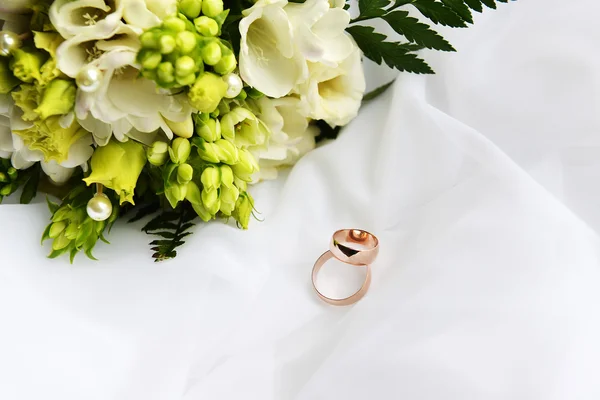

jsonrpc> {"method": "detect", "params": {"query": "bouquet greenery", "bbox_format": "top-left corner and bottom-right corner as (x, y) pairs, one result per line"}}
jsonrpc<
(0, 0), (511, 262)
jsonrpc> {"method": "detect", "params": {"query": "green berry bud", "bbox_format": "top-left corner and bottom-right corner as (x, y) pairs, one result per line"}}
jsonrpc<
(202, 41), (221, 66)
(201, 166), (220, 190)
(141, 51), (162, 70)
(213, 52), (236, 75)
(157, 62), (175, 84)
(202, 0), (224, 17)
(234, 177), (247, 192)
(167, 183), (188, 205)
(159, 34), (177, 54)
(177, 163), (194, 185)
(163, 16), (187, 32)
(214, 139), (238, 165)
(188, 72), (228, 113)
(175, 55), (197, 77)
(0, 172), (7, 183)
(176, 31), (198, 54)
(197, 117), (221, 142)
(142, 69), (158, 81)
(220, 165), (234, 188)
(179, 0), (203, 19)
(176, 73), (197, 87)
(197, 141), (220, 163)
(147, 141), (169, 166)
(64, 222), (79, 240)
(166, 115), (194, 138)
(201, 188), (220, 215)
(194, 16), (218, 36)
(169, 137), (192, 164)
(49, 221), (67, 239)
(52, 206), (71, 223)
(141, 31), (159, 49)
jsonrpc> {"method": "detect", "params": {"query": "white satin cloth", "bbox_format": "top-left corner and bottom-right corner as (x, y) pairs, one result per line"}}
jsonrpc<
(2, 0), (600, 398)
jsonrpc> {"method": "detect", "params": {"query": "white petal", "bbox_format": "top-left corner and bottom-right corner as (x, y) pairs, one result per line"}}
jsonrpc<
(11, 152), (36, 170)
(41, 161), (74, 184)
(0, 125), (14, 153)
(60, 136), (93, 168)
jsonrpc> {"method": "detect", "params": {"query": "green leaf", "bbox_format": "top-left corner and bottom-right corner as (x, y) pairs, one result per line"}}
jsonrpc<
(347, 26), (434, 74)
(359, 0), (391, 18)
(441, 0), (473, 23)
(463, 0), (483, 12)
(382, 11), (455, 51)
(480, 0), (497, 8)
(20, 165), (40, 204)
(46, 196), (60, 214)
(142, 204), (196, 262)
(412, 0), (467, 27)
(363, 80), (395, 102)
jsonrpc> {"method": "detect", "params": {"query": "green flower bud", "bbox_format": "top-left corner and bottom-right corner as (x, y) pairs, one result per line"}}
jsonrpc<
(197, 117), (221, 142)
(0, 172), (7, 183)
(34, 79), (76, 120)
(234, 176), (247, 192)
(163, 16), (187, 32)
(9, 48), (46, 84)
(157, 62), (175, 84)
(166, 183), (188, 207)
(201, 188), (220, 215)
(194, 16), (218, 37)
(0, 58), (19, 94)
(175, 55), (197, 77)
(52, 206), (71, 223)
(220, 165), (234, 188)
(0, 184), (13, 196)
(159, 34), (177, 54)
(201, 166), (220, 190)
(7, 167), (17, 180)
(214, 139), (238, 165)
(202, 0), (224, 18)
(166, 115), (194, 138)
(141, 51), (163, 70)
(83, 140), (147, 205)
(233, 192), (253, 229)
(176, 31), (198, 54)
(202, 40), (221, 66)
(147, 141), (169, 166)
(219, 185), (239, 216)
(184, 181), (212, 221)
(213, 51), (236, 75)
(142, 69), (158, 81)
(169, 137), (192, 164)
(232, 148), (258, 181)
(188, 72), (228, 113)
(49, 221), (67, 239)
(64, 222), (79, 240)
(179, 0), (203, 19)
(177, 163), (194, 185)
(176, 73), (197, 86)
(52, 233), (71, 251)
(197, 141), (220, 163)
(141, 31), (160, 49)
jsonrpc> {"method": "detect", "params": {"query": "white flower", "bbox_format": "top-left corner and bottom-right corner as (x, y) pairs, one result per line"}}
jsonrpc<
(298, 48), (365, 127)
(0, 95), (92, 184)
(50, 0), (191, 145)
(239, 0), (307, 98)
(252, 96), (317, 181)
(286, 0), (355, 67)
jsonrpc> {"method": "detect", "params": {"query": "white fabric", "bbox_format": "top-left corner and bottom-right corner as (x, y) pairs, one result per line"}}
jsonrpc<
(2, 0), (600, 398)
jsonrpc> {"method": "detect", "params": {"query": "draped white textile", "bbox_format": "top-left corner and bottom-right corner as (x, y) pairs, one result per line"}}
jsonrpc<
(2, 0), (600, 398)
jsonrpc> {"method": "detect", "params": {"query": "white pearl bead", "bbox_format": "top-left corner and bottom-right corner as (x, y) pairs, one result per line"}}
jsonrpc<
(86, 193), (113, 222)
(224, 73), (243, 99)
(76, 65), (103, 93)
(0, 31), (21, 57)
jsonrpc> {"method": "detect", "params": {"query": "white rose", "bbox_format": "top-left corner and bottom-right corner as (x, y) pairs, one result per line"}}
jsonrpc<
(286, 0), (355, 67)
(252, 96), (317, 181)
(239, 0), (307, 98)
(298, 48), (366, 127)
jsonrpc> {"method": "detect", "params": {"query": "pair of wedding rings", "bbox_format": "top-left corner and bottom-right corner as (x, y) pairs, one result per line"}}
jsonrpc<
(311, 229), (379, 306)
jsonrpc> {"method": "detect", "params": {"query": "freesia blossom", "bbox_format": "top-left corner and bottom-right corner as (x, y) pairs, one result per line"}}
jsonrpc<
(252, 96), (317, 181)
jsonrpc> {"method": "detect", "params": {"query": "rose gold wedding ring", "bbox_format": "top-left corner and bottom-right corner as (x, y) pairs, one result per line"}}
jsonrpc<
(312, 229), (379, 306)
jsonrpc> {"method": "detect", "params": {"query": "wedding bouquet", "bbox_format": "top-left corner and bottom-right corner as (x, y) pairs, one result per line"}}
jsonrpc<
(0, 0), (510, 262)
